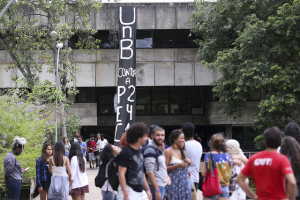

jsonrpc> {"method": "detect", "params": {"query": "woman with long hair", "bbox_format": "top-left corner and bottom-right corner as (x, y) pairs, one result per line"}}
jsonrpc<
(4, 136), (27, 200)
(62, 137), (70, 157)
(69, 142), (89, 200)
(99, 144), (121, 200)
(281, 136), (300, 200)
(226, 139), (248, 200)
(202, 133), (233, 200)
(48, 141), (71, 200)
(285, 122), (300, 144)
(165, 129), (192, 200)
(36, 143), (53, 200)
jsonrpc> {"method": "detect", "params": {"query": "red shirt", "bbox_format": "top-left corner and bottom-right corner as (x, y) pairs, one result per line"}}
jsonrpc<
(241, 151), (293, 200)
(87, 140), (96, 153)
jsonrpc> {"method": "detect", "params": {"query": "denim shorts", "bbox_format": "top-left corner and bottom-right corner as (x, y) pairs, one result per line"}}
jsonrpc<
(205, 185), (229, 199)
(6, 180), (21, 199)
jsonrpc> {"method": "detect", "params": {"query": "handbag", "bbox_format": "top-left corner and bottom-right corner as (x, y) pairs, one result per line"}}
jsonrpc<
(93, 149), (100, 157)
(202, 152), (222, 197)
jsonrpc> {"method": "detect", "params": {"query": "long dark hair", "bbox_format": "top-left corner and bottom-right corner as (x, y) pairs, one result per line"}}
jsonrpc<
(53, 141), (65, 166)
(285, 122), (300, 144)
(100, 144), (114, 164)
(69, 142), (85, 173)
(281, 136), (300, 174)
(169, 129), (183, 145)
(41, 143), (52, 163)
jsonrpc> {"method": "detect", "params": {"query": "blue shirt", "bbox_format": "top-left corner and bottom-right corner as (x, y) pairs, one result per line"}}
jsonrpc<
(79, 142), (87, 155)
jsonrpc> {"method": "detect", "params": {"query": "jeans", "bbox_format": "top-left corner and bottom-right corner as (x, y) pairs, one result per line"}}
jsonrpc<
(194, 182), (199, 192)
(205, 185), (230, 199)
(149, 185), (166, 200)
(101, 190), (116, 200)
(6, 180), (21, 199)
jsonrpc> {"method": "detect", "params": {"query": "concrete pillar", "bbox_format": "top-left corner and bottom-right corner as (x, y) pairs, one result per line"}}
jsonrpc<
(226, 124), (232, 139)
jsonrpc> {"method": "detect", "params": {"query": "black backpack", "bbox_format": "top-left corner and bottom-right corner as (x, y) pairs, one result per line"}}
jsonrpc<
(107, 147), (134, 191)
(95, 162), (107, 188)
(143, 145), (163, 176)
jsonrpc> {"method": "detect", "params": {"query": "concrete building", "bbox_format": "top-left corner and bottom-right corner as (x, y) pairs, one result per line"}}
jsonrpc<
(0, 2), (262, 150)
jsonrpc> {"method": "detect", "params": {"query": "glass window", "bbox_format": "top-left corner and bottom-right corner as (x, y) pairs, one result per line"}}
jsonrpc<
(170, 87), (186, 114)
(152, 87), (168, 114)
(136, 31), (152, 48)
(76, 88), (95, 103)
(98, 87), (115, 115)
(232, 126), (260, 151)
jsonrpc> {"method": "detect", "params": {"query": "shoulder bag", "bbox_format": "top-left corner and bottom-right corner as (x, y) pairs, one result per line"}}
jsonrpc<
(202, 152), (222, 197)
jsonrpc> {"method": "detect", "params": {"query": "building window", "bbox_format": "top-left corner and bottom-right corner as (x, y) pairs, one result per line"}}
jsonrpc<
(75, 88), (96, 103)
(97, 87), (115, 115)
(136, 30), (153, 48)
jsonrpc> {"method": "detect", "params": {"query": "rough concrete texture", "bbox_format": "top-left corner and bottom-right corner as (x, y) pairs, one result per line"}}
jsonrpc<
(68, 103), (97, 126)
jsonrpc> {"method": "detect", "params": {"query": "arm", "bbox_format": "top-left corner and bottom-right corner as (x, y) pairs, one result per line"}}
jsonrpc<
(201, 160), (206, 177)
(65, 157), (72, 193)
(35, 159), (43, 190)
(82, 144), (87, 151)
(236, 173), (257, 200)
(165, 149), (187, 173)
(144, 156), (160, 200)
(143, 173), (152, 200)
(285, 173), (297, 199)
(118, 166), (129, 200)
(48, 157), (53, 174)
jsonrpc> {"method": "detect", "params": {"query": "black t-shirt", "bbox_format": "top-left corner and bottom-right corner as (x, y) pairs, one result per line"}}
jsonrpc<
(119, 146), (144, 192)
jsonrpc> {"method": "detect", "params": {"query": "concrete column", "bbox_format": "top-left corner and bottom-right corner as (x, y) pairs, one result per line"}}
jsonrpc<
(226, 124), (232, 139)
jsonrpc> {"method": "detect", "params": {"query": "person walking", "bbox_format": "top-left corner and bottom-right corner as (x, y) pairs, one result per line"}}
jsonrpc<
(48, 141), (72, 200)
(226, 139), (248, 200)
(86, 134), (96, 169)
(70, 132), (79, 144)
(63, 137), (70, 157)
(202, 133), (233, 200)
(96, 133), (108, 166)
(69, 142), (89, 200)
(281, 136), (300, 200)
(144, 126), (170, 200)
(118, 122), (152, 200)
(78, 136), (87, 157)
(182, 122), (203, 192)
(236, 127), (297, 200)
(165, 129), (192, 200)
(36, 143), (53, 200)
(99, 144), (121, 200)
(4, 136), (27, 200)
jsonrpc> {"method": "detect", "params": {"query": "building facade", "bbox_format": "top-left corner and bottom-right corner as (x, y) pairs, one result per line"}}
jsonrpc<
(0, 3), (263, 150)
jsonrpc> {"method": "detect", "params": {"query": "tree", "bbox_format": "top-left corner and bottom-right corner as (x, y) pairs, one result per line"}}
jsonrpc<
(0, 87), (52, 191)
(191, 0), (300, 132)
(0, 0), (102, 139)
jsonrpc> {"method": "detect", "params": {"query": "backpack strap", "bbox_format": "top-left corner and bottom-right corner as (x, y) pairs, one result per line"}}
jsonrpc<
(144, 145), (162, 171)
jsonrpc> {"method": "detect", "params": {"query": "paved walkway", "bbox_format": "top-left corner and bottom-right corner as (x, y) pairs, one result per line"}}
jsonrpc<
(34, 167), (203, 200)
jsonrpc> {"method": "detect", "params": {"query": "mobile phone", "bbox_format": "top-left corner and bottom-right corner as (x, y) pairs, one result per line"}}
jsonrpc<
(24, 167), (30, 172)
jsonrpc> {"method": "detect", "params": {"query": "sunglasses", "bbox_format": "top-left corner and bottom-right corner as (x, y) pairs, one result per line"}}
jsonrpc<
(78, 139), (82, 140)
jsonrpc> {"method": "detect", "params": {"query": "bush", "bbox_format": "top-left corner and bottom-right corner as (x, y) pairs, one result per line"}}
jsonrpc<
(0, 88), (52, 190)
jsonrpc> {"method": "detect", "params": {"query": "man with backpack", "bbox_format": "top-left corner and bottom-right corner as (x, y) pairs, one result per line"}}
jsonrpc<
(118, 122), (152, 200)
(144, 126), (170, 200)
(87, 134), (96, 168)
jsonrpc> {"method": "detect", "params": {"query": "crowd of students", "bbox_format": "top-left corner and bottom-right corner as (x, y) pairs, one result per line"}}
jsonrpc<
(4, 121), (300, 200)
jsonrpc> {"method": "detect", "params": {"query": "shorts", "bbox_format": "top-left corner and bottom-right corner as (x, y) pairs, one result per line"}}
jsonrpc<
(205, 185), (229, 199)
(118, 185), (148, 200)
(88, 153), (96, 161)
(71, 185), (89, 196)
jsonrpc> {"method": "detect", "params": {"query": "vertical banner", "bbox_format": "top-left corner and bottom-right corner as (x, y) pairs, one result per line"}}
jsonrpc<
(114, 6), (137, 146)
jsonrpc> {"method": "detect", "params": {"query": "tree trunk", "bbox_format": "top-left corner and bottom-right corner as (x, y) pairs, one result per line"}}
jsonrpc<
(60, 100), (67, 139)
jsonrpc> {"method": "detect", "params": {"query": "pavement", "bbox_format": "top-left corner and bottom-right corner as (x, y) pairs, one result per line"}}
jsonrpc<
(34, 167), (203, 200)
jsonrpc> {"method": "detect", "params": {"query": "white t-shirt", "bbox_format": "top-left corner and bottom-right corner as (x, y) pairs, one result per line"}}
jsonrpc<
(70, 156), (89, 189)
(97, 139), (108, 150)
(185, 140), (203, 183)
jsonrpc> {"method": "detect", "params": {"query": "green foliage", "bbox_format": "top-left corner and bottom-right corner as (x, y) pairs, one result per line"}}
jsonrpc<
(66, 114), (81, 139)
(0, 88), (52, 188)
(191, 0), (300, 135)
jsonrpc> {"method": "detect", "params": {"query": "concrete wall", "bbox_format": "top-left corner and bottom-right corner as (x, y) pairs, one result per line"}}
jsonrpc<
(205, 101), (259, 125)
(68, 103), (97, 126)
(90, 3), (196, 30)
(0, 49), (221, 88)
